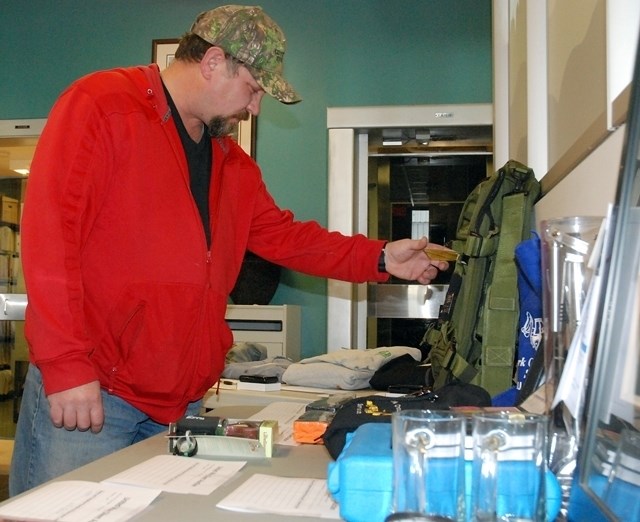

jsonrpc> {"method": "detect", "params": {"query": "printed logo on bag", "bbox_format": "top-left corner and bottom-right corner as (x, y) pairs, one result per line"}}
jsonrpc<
(357, 400), (393, 417)
(520, 311), (542, 351)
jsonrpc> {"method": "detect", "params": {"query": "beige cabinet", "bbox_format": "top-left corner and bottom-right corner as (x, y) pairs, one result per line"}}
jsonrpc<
(225, 304), (301, 361)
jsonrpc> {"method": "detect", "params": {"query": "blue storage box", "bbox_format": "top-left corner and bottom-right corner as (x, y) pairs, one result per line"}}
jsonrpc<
(327, 424), (394, 522)
(327, 423), (562, 522)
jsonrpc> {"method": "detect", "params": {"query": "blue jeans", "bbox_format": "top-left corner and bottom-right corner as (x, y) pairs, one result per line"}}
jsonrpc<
(10, 364), (202, 496)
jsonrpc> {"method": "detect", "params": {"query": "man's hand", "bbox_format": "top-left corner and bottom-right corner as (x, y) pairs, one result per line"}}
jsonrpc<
(48, 380), (104, 433)
(384, 237), (450, 284)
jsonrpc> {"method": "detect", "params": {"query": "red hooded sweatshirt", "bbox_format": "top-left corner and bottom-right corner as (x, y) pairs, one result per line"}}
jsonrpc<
(21, 65), (387, 423)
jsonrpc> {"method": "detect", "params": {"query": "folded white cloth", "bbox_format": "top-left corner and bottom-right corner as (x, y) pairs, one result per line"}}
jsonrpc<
(281, 346), (422, 390)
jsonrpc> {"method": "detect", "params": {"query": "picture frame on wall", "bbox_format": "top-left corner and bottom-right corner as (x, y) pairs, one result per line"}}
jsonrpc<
(151, 38), (256, 158)
(151, 38), (179, 72)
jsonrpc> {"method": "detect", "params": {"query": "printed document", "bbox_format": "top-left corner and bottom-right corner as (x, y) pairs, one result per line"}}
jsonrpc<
(0, 480), (160, 522)
(217, 473), (340, 519)
(103, 454), (246, 495)
(246, 401), (308, 445)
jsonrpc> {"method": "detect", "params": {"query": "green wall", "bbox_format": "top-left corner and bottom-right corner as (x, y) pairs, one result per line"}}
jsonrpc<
(1, 0), (492, 358)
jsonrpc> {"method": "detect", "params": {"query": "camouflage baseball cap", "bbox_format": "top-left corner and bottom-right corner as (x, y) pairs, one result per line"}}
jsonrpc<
(190, 5), (301, 104)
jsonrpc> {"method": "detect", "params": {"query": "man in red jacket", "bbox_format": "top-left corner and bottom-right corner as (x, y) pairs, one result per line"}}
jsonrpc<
(10, 5), (449, 495)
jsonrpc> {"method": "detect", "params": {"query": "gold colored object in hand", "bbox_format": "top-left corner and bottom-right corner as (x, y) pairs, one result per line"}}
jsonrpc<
(424, 246), (460, 262)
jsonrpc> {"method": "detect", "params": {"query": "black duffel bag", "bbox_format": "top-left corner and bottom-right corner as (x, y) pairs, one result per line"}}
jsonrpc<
(322, 382), (491, 459)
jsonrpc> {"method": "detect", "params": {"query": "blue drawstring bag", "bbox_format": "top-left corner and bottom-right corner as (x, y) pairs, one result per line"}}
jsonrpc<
(492, 233), (543, 406)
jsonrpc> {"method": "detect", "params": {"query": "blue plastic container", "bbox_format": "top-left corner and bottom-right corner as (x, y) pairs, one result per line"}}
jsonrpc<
(327, 423), (562, 522)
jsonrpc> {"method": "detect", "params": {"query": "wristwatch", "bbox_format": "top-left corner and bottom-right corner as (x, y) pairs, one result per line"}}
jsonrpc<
(378, 244), (387, 273)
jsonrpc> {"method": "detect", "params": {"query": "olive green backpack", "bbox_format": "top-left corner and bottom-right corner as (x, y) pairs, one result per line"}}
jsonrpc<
(422, 160), (541, 396)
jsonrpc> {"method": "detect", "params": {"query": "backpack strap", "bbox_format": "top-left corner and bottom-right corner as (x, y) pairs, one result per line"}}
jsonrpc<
(476, 189), (527, 392)
(475, 162), (539, 394)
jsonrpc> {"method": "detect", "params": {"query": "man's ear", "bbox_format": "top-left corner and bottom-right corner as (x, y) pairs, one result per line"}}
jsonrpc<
(200, 46), (225, 78)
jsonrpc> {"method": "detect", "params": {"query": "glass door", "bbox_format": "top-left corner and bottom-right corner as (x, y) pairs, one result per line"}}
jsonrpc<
(0, 121), (42, 436)
(366, 129), (492, 349)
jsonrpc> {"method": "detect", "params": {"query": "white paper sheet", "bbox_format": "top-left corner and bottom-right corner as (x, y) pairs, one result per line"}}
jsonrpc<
(0, 480), (160, 522)
(216, 473), (340, 519)
(103, 454), (246, 496)
(551, 268), (603, 417)
(246, 401), (309, 446)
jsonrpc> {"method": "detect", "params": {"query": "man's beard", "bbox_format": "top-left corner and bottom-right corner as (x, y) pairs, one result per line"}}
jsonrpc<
(207, 111), (250, 138)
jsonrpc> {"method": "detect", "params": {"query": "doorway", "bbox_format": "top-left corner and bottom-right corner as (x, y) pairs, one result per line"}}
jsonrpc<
(0, 119), (45, 438)
(326, 104), (493, 352)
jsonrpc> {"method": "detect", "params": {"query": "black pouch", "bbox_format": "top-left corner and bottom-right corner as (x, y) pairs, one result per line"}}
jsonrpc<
(322, 382), (491, 459)
(368, 353), (432, 391)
